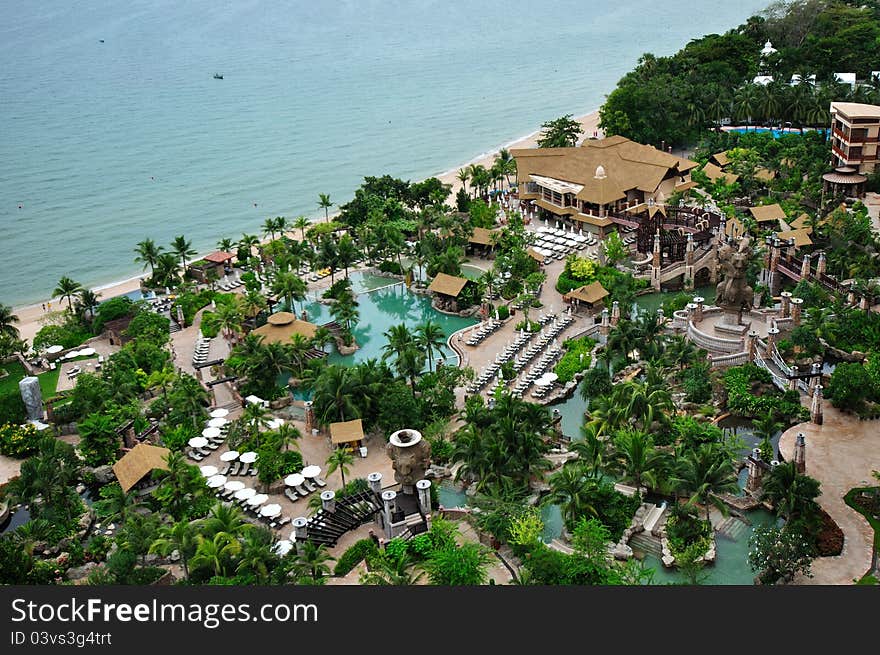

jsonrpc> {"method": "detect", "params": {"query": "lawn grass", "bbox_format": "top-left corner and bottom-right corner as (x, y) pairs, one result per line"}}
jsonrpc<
(1, 361), (62, 399)
(844, 486), (880, 584)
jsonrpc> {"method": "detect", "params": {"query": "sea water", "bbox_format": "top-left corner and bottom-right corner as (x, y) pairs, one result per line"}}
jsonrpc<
(0, 0), (768, 307)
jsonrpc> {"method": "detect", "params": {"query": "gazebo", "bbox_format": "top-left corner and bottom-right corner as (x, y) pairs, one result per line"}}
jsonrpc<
(563, 281), (609, 313)
(427, 273), (469, 312)
(749, 204), (787, 228)
(329, 418), (365, 451)
(467, 227), (499, 255)
(251, 312), (317, 344)
(112, 443), (170, 493)
(822, 166), (867, 200)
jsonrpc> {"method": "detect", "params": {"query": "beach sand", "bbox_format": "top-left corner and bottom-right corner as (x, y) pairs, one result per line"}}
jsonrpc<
(11, 110), (602, 347)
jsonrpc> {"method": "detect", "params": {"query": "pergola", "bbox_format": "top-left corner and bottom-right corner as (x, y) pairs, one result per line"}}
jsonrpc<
(112, 443), (170, 493)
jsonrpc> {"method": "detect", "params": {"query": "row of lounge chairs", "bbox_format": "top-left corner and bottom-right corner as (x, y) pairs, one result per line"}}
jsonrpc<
(192, 336), (211, 366)
(282, 475), (328, 504)
(220, 460), (258, 477)
(217, 277), (243, 292)
(465, 319), (502, 346)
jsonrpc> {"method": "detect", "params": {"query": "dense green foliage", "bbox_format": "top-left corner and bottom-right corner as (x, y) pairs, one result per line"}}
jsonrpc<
(0, 422), (42, 458)
(723, 364), (809, 422)
(554, 336), (597, 383)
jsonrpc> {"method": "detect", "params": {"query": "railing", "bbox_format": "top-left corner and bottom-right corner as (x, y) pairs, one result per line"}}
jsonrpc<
(708, 351), (750, 367)
(754, 350), (787, 391)
(687, 321), (744, 353)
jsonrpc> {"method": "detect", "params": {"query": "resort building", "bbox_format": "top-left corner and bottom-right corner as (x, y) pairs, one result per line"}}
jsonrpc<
(829, 102), (880, 174)
(562, 281), (609, 314)
(512, 135), (699, 237)
(250, 311), (318, 343)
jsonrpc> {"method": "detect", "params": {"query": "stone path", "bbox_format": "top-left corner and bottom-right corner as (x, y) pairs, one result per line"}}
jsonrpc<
(778, 406), (878, 585)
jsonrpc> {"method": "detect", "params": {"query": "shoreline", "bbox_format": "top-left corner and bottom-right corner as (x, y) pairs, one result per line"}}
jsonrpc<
(11, 109), (602, 346)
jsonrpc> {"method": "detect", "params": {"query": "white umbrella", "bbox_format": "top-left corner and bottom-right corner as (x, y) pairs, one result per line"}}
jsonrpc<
(200, 465), (218, 477)
(260, 504), (282, 518)
(46, 345), (63, 354)
(285, 473), (305, 487)
(273, 540), (294, 556)
(206, 474), (227, 488)
(210, 408), (229, 418)
(79, 347), (96, 357)
(301, 465), (321, 479)
(224, 480), (245, 492)
(234, 488), (256, 501)
(202, 426), (222, 439)
(543, 372), (559, 383)
(188, 436), (208, 448)
(267, 418), (285, 430)
(247, 493), (269, 507)
(239, 451), (258, 464)
(220, 450), (240, 462)
(207, 417), (227, 428)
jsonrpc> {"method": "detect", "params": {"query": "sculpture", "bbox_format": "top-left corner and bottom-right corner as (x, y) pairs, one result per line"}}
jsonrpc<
(19, 376), (43, 421)
(715, 236), (753, 311)
(386, 429), (432, 491)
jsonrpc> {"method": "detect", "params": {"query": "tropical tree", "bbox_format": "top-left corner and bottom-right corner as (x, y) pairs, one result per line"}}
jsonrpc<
(382, 323), (423, 390)
(191, 532), (241, 578)
(270, 270), (307, 314)
(611, 430), (667, 491)
(171, 235), (197, 273)
(311, 326), (333, 353)
(7, 436), (81, 523)
(149, 519), (198, 580)
(235, 528), (277, 582)
(0, 304), (21, 338)
(311, 365), (360, 424)
(456, 168), (469, 194)
(77, 289), (100, 321)
(423, 543), (493, 585)
(153, 253), (181, 289)
(293, 216), (310, 242)
(326, 446), (355, 488)
(239, 233), (260, 260)
(294, 540), (334, 582)
(359, 552), (424, 585)
(329, 291), (359, 345)
(93, 483), (142, 525)
(545, 463), (598, 528)
(671, 443), (739, 521)
(52, 276), (83, 312)
(415, 319), (445, 373)
(760, 462), (821, 525)
(536, 114), (583, 148)
(134, 238), (164, 279)
(752, 410), (783, 462)
(318, 193), (333, 223)
(153, 452), (209, 521)
(217, 237), (236, 252)
(336, 234), (360, 278)
(494, 148), (517, 188)
(201, 501), (252, 539)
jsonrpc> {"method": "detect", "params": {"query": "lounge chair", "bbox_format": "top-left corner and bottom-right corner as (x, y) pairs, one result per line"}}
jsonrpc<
(249, 467), (257, 476)
(313, 477), (327, 488)
(303, 479), (317, 493)
(238, 462), (250, 476)
(294, 484), (310, 497)
(284, 488), (301, 503)
(228, 461), (241, 476)
(219, 463), (230, 476)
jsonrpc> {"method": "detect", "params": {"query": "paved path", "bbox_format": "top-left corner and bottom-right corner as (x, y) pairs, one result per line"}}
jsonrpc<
(779, 405), (878, 584)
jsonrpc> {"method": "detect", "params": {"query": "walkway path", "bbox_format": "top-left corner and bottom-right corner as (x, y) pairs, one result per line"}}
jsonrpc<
(778, 406), (878, 584)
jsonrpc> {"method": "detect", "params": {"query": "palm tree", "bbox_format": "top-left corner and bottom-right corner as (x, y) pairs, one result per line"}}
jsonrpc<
(52, 276), (83, 312)
(318, 193), (333, 223)
(262, 217), (280, 242)
(733, 84), (759, 128)
(0, 304), (21, 339)
(241, 402), (273, 442)
(495, 148), (516, 188)
(336, 234), (360, 278)
(191, 532), (241, 578)
(359, 552), (424, 585)
(171, 235), (197, 273)
(456, 168), (469, 194)
(752, 410), (783, 461)
(318, 237), (339, 283)
(134, 238), (164, 279)
(274, 423), (302, 452)
(93, 483), (142, 525)
(382, 323), (423, 390)
(312, 365), (360, 424)
(201, 501), (252, 538)
(77, 289), (100, 322)
(8, 436), (81, 522)
(152, 452), (207, 521)
(611, 430), (667, 491)
(217, 237), (236, 252)
(326, 446), (355, 488)
(415, 319), (446, 372)
(293, 216), (310, 242)
(213, 301), (243, 342)
(311, 326), (333, 353)
(295, 541), (334, 582)
(329, 292), (359, 345)
(756, 83), (782, 127)
(572, 423), (611, 478)
(235, 529), (276, 582)
(270, 270), (307, 314)
(153, 252), (181, 289)
(760, 461), (821, 522)
(149, 519), (198, 580)
(671, 443), (738, 522)
(544, 463), (598, 528)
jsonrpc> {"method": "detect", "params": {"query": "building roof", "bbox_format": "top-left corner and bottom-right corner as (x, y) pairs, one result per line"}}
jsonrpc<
(822, 170), (867, 184)
(755, 167), (776, 182)
(749, 204), (786, 223)
(513, 135), (697, 207)
(203, 251), (235, 264)
(702, 162), (739, 185)
(251, 311), (318, 342)
(710, 151), (731, 168)
(830, 101), (880, 119)
(428, 272), (468, 297)
(112, 443), (171, 493)
(674, 180), (699, 192)
(790, 213), (813, 231)
(468, 227), (499, 246)
(775, 229), (813, 247)
(329, 418), (365, 445)
(563, 281), (609, 305)
(725, 217), (745, 238)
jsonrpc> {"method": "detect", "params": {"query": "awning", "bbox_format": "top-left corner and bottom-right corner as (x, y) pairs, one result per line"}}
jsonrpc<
(529, 174), (584, 195)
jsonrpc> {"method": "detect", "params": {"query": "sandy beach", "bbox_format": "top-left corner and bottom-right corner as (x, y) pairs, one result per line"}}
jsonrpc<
(11, 110), (602, 347)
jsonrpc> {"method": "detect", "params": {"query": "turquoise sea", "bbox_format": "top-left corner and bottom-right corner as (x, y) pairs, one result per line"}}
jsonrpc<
(0, 0), (768, 307)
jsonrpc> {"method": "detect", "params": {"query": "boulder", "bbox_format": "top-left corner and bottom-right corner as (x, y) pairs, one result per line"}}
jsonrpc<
(66, 562), (98, 581)
(661, 554), (675, 568)
(87, 465), (115, 484)
(426, 464), (452, 479)
(611, 543), (633, 560)
(170, 549), (181, 562)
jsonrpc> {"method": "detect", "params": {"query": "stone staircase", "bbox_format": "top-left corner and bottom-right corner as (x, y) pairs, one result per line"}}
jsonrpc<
(629, 532), (663, 559)
(716, 516), (749, 541)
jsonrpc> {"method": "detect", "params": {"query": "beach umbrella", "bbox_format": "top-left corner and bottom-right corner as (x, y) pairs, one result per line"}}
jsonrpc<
(260, 504), (282, 518)
(234, 488), (256, 501)
(210, 408), (229, 419)
(220, 450), (240, 462)
(301, 465), (321, 479)
(199, 465), (218, 477)
(202, 427), (221, 439)
(267, 418), (285, 430)
(247, 494), (269, 507)
(46, 345), (63, 354)
(188, 436), (208, 449)
(224, 480), (245, 492)
(79, 347), (96, 357)
(543, 372), (559, 383)
(206, 475), (227, 488)
(273, 540), (294, 556)
(239, 451), (258, 464)
(207, 417), (227, 428)
(285, 473), (305, 487)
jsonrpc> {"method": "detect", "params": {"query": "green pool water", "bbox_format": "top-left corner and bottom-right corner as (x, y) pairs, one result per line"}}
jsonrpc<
(631, 285), (716, 318)
(460, 264), (486, 281)
(296, 272), (477, 367)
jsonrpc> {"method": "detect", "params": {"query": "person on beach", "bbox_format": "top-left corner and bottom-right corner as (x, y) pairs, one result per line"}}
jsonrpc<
(41, 303), (46, 311)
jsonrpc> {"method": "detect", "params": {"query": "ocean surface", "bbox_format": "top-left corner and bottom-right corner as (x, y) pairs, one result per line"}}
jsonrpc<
(0, 0), (768, 307)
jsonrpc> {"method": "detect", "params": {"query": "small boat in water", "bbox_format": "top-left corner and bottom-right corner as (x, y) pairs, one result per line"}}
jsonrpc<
(213, 73), (224, 80)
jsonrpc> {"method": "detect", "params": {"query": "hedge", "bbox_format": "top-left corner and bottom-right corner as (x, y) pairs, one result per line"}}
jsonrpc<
(723, 364), (809, 422)
(554, 336), (597, 383)
(333, 538), (378, 576)
(0, 391), (26, 426)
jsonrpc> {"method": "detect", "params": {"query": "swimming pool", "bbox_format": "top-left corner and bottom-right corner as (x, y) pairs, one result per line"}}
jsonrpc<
(727, 127), (828, 139)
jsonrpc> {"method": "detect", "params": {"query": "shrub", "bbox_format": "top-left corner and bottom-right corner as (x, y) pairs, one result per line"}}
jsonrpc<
(723, 364), (808, 422)
(32, 323), (91, 351)
(0, 391), (26, 426)
(333, 538), (378, 576)
(681, 362), (712, 403)
(173, 290), (215, 326)
(0, 422), (42, 458)
(580, 366), (612, 399)
(378, 260), (403, 275)
(496, 304), (510, 321)
(514, 319), (540, 333)
(553, 336), (597, 383)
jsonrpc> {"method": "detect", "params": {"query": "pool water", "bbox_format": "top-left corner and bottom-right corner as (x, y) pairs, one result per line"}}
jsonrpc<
(296, 272), (477, 367)
(728, 127), (828, 139)
(631, 285), (716, 318)
(460, 264), (486, 281)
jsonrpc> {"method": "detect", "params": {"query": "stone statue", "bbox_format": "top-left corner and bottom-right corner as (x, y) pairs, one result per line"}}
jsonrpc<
(386, 429), (432, 491)
(715, 236), (753, 311)
(19, 376), (43, 421)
